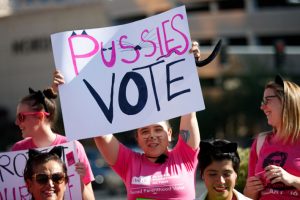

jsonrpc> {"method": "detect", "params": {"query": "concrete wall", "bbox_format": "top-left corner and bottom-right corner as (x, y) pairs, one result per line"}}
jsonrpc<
(1, 0), (300, 119)
(0, 2), (109, 118)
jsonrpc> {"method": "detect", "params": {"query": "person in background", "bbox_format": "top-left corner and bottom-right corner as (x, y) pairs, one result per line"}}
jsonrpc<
(197, 139), (251, 200)
(24, 146), (68, 200)
(244, 75), (300, 199)
(52, 42), (202, 199)
(12, 87), (95, 200)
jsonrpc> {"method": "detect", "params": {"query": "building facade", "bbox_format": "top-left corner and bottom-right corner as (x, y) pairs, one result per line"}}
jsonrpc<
(0, 0), (300, 118)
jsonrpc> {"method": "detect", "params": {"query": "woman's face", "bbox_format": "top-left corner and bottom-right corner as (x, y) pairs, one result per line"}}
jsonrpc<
(15, 103), (41, 138)
(203, 160), (237, 200)
(136, 121), (172, 159)
(26, 160), (67, 200)
(260, 88), (283, 129)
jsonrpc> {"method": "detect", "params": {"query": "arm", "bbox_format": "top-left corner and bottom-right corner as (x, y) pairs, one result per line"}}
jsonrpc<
(179, 43), (200, 149)
(93, 134), (120, 166)
(243, 140), (264, 199)
(82, 182), (95, 200)
(179, 112), (200, 149)
(75, 162), (95, 200)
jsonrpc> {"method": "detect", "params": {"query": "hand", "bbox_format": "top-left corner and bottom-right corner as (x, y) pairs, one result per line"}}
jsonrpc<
(52, 70), (65, 93)
(265, 165), (298, 187)
(75, 162), (87, 181)
(189, 41), (201, 62)
(244, 176), (264, 199)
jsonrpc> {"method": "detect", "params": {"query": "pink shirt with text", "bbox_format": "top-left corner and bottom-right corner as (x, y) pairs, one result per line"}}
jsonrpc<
(248, 132), (300, 200)
(112, 136), (199, 200)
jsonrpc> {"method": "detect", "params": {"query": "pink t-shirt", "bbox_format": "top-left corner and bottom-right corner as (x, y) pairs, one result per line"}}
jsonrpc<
(112, 136), (199, 200)
(248, 132), (300, 199)
(11, 134), (94, 185)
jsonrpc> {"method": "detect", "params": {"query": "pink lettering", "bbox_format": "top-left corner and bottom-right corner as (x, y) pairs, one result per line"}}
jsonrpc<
(0, 186), (30, 200)
(170, 14), (189, 55)
(119, 35), (140, 64)
(141, 29), (156, 57)
(68, 34), (99, 76)
(156, 27), (164, 56)
(100, 41), (116, 67)
(162, 19), (174, 53)
(66, 173), (75, 200)
(66, 11), (190, 74)
(19, 186), (30, 200)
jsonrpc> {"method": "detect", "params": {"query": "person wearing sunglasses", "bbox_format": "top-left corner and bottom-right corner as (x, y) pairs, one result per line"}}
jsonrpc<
(52, 42), (202, 199)
(197, 139), (251, 200)
(12, 87), (95, 200)
(24, 146), (68, 200)
(244, 75), (300, 200)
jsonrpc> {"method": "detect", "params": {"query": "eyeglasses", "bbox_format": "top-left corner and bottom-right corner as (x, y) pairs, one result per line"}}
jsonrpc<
(32, 172), (66, 185)
(17, 112), (50, 122)
(261, 95), (278, 106)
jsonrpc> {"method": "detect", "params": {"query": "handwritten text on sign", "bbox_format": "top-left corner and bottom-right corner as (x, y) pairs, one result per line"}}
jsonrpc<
(0, 142), (81, 200)
(51, 6), (205, 141)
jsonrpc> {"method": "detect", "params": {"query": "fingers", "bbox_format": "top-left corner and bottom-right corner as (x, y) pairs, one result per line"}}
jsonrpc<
(52, 70), (65, 93)
(265, 165), (284, 184)
(247, 176), (264, 188)
(75, 162), (86, 178)
(53, 70), (65, 84)
(190, 41), (201, 61)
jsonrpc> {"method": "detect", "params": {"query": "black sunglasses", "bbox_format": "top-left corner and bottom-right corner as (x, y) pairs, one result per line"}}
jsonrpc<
(32, 172), (66, 185)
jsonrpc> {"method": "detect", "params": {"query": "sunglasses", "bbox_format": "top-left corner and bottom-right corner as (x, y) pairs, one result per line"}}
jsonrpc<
(261, 95), (278, 106)
(32, 172), (66, 185)
(17, 112), (50, 122)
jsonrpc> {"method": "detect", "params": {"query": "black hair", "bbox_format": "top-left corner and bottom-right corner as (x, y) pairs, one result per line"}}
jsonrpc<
(24, 149), (68, 183)
(198, 139), (240, 177)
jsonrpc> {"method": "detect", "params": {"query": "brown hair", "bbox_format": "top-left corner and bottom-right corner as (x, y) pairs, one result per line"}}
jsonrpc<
(20, 87), (58, 124)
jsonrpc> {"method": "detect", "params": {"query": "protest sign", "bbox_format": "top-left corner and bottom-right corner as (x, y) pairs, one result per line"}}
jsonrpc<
(0, 141), (81, 200)
(51, 6), (205, 141)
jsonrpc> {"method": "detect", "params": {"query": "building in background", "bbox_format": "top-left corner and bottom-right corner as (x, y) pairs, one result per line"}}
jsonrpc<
(0, 0), (300, 142)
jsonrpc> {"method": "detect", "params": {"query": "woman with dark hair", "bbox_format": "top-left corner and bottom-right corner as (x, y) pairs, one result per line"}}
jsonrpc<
(12, 87), (95, 200)
(24, 146), (68, 200)
(244, 75), (300, 200)
(197, 139), (251, 200)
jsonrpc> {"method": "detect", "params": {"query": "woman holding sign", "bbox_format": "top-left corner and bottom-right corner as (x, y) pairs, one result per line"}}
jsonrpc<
(95, 112), (200, 199)
(52, 42), (202, 199)
(12, 87), (95, 200)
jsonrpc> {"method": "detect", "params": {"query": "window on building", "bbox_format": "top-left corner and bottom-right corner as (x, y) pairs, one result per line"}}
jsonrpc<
(228, 37), (248, 45)
(113, 15), (147, 26)
(197, 39), (212, 46)
(258, 35), (300, 46)
(218, 0), (245, 10)
(185, 2), (210, 13)
(11, 37), (51, 54)
(256, 0), (300, 8)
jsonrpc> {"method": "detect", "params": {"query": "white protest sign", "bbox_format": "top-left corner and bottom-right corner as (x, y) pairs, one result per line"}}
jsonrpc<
(51, 6), (205, 141)
(0, 141), (82, 200)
